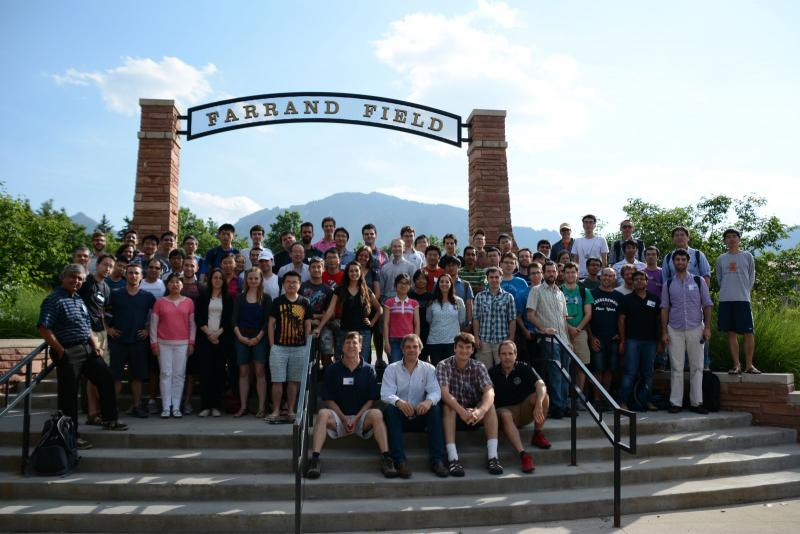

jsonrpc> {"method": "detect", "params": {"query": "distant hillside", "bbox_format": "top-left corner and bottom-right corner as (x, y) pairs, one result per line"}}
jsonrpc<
(234, 192), (558, 248)
(778, 227), (800, 250)
(70, 212), (99, 231)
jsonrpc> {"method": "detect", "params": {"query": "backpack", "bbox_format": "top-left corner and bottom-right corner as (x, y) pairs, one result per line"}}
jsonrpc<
(702, 371), (721, 412)
(27, 412), (80, 476)
(664, 249), (702, 277)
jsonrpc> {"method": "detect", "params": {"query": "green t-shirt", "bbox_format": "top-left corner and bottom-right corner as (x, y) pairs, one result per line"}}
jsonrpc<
(561, 284), (594, 327)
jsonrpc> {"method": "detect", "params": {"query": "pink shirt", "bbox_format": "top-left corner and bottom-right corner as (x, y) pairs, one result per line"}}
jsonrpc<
(384, 296), (419, 339)
(150, 297), (196, 348)
(313, 239), (336, 253)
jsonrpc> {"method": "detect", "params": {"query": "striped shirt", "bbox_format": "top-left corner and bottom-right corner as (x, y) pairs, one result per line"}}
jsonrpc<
(37, 287), (91, 346)
(458, 267), (487, 294)
(526, 283), (568, 339)
(384, 296), (419, 339)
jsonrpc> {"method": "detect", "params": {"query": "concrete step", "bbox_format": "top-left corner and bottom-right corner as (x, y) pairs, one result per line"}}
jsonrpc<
(2, 469), (799, 532)
(2, 444), (798, 502)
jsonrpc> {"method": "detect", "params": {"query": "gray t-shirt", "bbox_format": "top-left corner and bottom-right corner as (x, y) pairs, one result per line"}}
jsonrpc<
(715, 251), (755, 302)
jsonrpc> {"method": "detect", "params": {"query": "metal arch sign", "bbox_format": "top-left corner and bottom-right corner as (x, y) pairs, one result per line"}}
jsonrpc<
(185, 92), (464, 147)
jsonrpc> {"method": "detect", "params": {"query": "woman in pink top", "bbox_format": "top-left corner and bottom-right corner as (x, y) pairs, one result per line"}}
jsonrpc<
(382, 273), (420, 364)
(150, 273), (196, 418)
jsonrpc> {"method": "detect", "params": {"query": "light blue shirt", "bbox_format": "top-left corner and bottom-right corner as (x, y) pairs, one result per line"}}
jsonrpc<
(380, 359), (441, 407)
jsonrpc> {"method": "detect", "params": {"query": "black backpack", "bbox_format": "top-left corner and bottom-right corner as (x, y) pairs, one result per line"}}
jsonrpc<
(27, 412), (80, 476)
(702, 371), (721, 412)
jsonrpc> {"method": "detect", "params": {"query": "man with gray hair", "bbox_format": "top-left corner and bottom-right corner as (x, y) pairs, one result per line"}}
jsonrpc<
(37, 264), (127, 450)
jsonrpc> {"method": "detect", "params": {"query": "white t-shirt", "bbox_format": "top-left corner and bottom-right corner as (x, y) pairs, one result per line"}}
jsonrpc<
(263, 275), (280, 300)
(572, 236), (609, 277)
(277, 262), (310, 283)
(140, 278), (166, 299)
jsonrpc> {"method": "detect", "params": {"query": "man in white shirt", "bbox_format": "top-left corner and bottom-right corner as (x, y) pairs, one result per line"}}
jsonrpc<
(381, 334), (448, 478)
(277, 243), (311, 283)
(572, 214), (609, 277)
(257, 250), (280, 299)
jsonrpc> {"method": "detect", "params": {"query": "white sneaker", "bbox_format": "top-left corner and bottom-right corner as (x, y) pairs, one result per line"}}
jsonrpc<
(198, 409), (210, 417)
(211, 408), (222, 417)
(160, 409), (170, 419)
(183, 402), (193, 415)
(172, 409), (182, 418)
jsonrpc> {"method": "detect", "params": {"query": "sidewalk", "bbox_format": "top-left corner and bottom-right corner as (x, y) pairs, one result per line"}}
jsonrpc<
(338, 499), (800, 533)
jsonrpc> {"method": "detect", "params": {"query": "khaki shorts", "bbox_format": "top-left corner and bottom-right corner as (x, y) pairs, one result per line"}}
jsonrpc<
(572, 330), (590, 364)
(326, 410), (374, 440)
(93, 330), (109, 364)
(475, 341), (501, 368)
(498, 394), (535, 427)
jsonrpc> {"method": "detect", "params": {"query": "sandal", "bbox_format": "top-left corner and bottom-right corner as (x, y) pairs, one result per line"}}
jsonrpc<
(728, 367), (742, 375)
(85, 414), (103, 426)
(255, 410), (266, 419)
(745, 367), (762, 374)
(101, 420), (129, 431)
(233, 409), (248, 417)
(264, 413), (280, 424)
(286, 413), (297, 422)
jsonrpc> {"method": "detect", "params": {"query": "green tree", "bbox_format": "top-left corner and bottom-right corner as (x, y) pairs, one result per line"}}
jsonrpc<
(95, 214), (114, 234)
(266, 210), (302, 253)
(178, 207), (247, 256)
(116, 216), (133, 241)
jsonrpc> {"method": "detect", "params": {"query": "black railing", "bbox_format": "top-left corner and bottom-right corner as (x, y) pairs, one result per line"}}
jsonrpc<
(292, 335), (319, 534)
(0, 342), (56, 474)
(542, 333), (637, 528)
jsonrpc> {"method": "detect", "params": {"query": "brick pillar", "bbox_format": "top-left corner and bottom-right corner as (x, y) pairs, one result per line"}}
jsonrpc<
(467, 109), (512, 245)
(132, 98), (181, 236)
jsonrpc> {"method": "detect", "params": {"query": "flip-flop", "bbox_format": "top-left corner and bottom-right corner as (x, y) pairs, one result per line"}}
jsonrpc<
(745, 367), (762, 374)
(264, 414), (280, 424)
(728, 367), (742, 375)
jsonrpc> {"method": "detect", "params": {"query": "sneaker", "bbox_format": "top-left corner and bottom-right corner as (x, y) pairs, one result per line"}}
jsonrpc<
(76, 436), (93, 450)
(161, 409), (171, 419)
(211, 408), (222, 417)
(668, 404), (683, 414)
(172, 409), (183, 418)
(306, 457), (321, 479)
(395, 461), (412, 479)
(520, 452), (535, 474)
(487, 457), (504, 475)
(128, 406), (149, 419)
(431, 460), (449, 478)
(147, 398), (159, 415)
(183, 402), (193, 415)
(101, 420), (128, 431)
(198, 409), (210, 417)
(531, 431), (552, 450)
(690, 404), (709, 415)
(448, 459), (465, 477)
(381, 456), (398, 478)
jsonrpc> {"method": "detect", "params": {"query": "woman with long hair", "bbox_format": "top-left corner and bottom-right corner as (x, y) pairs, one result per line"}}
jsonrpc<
(426, 274), (466, 365)
(315, 261), (382, 362)
(194, 268), (232, 417)
(149, 273), (196, 418)
(232, 267), (272, 418)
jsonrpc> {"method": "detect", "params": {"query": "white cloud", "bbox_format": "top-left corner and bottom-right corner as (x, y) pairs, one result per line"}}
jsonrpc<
(53, 56), (218, 115)
(374, 1), (596, 151)
(181, 189), (262, 223)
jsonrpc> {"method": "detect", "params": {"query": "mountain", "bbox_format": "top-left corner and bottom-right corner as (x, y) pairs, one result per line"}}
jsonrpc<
(234, 192), (558, 248)
(778, 227), (800, 250)
(70, 212), (99, 231)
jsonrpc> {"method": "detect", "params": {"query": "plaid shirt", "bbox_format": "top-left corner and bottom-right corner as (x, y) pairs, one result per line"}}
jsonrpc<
(436, 356), (493, 407)
(526, 282), (568, 339)
(473, 287), (516, 343)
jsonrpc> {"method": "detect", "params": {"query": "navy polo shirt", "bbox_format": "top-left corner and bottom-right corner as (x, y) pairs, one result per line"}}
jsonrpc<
(322, 359), (379, 416)
(489, 361), (542, 408)
(108, 289), (155, 344)
(37, 287), (91, 346)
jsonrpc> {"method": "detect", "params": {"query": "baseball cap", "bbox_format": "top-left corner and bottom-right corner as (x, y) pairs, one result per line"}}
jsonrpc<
(258, 249), (274, 261)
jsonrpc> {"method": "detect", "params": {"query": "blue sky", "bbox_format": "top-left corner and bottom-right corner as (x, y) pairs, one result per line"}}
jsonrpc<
(1, 0), (798, 235)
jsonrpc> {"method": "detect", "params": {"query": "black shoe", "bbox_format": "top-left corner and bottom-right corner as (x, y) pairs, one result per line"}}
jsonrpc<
(690, 404), (709, 415)
(101, 420), (128, 431)
(448, 459), (465, 477)
(395, 461), (412, 479)
(305, 457), (321, 479)
(431, 460), (449, 478)
(128, 406), (149, 418)
(381, 456), (398, 478)
(487, 457), (504, 475)
(668, 404), (682, 414)
(549, 407), (564, 420)
(76, 437), (93, 450)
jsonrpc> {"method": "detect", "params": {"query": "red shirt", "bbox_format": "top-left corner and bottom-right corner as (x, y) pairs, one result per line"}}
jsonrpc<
(322, 270), (345, 289)
(423, 267), (445, 292)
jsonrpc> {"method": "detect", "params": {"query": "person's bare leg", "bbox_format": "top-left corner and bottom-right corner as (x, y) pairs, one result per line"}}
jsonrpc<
(534, 395), (550, 432)
(743, 333), (755, 370)
(483, 406), (498, 439)
(364, 409), (389, 452)
(728, 332), (741, 370)
(183, 374), (195, 408)
(236, 364), (250, 415)
(87, 382), (99, 418)
(498, 409), (523, 453)
(311, 409), (334, 453)
(254, 363), (267, 416)
(442, 404), (457, 445)
(286, 381), (299, 415)
(269, 383), (283, 418)
(131, 379), (142, 409)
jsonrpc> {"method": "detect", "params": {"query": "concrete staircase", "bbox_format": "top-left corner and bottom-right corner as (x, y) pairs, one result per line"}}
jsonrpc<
(0, 379), (799, 532)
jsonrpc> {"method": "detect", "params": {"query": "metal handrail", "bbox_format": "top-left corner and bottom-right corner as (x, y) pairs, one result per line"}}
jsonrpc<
(0, 341), (55, 474)
(542, 333), (637, 528)
(292, 335), (318, 534)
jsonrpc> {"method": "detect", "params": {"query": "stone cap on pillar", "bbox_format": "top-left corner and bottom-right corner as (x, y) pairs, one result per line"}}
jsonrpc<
(466, 109), (506, 124)
(139, 98), (177, 107)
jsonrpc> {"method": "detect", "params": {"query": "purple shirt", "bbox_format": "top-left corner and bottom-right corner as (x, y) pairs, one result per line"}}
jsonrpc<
(644, 267), (663, 298)
(660, 273), (712, 330)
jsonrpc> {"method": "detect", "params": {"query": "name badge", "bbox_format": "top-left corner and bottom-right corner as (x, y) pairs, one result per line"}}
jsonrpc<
(646, 300), (656, 308)
(688, 284), (697, 291)
(343, 377), (354, 386)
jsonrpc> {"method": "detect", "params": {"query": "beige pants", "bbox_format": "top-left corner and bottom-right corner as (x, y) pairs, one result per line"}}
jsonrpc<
(668, 325), (705, 407)
(475, 341), (501, 368)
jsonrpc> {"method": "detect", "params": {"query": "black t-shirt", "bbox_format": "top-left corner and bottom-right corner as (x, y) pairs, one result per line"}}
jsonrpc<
(338, 287), (374, 331)
(590, 288), (623, 340)
(269, 294), (311, 346)
(272, 249), (291, 275)
(620, 292), (661, 341)
(299, 281), (333, 316)
(78, 276), (110, 332)
(411, 290), (434, 342)
(489, 361), (542, 408)
(322, 360), (379, 415)
(108, 290), (155, 344)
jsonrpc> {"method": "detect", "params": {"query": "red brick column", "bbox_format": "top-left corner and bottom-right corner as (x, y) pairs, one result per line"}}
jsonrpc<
(132, 99), (181, 236)
(467, 109), (512, 246)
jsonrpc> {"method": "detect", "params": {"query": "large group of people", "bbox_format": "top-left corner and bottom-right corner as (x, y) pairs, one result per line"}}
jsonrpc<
(37, 214), (757, 476)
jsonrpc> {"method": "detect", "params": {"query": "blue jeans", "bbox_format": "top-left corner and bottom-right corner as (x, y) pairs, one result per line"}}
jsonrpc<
(388, 338), (404, 364)
(540, 338), (569, 410)
(618, 339), (657, 405)
(384, 403), (446, 464)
